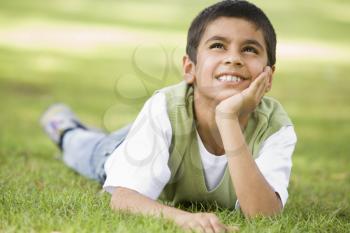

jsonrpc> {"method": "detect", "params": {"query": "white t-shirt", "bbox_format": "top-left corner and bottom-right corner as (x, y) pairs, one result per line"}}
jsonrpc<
(103, 92), (297, 209)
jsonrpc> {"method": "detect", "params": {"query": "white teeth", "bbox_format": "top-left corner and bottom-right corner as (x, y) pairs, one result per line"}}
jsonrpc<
(217, 75), (242, 82)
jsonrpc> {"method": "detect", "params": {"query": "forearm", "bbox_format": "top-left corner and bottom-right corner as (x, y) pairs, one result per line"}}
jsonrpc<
(111, 187), (236, 233)
(217, 118), (282, 217)
(110, 187), (188, 221)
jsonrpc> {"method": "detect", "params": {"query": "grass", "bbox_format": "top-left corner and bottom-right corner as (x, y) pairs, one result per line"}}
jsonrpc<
(1, 0), (350, 232)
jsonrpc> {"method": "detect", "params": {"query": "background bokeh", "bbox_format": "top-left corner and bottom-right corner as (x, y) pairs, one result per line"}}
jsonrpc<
(0, 0), (349, 232)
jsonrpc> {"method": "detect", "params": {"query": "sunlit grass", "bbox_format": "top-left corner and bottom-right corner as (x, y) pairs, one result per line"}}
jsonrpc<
(1, 0), (350, 232)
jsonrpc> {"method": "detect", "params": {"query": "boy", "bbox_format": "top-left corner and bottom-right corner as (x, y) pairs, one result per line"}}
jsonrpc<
(41, 1), (297, 232)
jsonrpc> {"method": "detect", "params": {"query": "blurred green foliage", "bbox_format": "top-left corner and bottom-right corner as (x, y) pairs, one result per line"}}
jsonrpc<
(0, 0), (349, 232)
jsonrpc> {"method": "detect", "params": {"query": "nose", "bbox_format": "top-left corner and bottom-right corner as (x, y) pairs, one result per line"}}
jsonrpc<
(223, 53), (244, 67)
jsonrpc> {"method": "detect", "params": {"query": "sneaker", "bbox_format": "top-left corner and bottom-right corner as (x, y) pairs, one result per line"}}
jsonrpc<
(40, 103), (86, 148)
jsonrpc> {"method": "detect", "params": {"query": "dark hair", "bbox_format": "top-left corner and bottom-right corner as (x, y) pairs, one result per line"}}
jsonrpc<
(186, 0), (276, 66)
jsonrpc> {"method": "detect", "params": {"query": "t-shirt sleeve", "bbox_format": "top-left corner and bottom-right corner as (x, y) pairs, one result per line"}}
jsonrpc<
(103, 92), (172, 200)
(235, 125), (297, 210)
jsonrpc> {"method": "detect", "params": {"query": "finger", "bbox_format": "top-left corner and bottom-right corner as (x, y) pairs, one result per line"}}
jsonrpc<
(255, 67), (271, 96)
(199, 219), (215, 233)
(203, 225), (215, 233)
(265, 67), (273, 92)
(195, 225), (205, 233)
(249, 67), (269, 92)
(256, 76), (267, 94)
(257, 66), (270, 83)
(239, 66), (270, 112)
(209, 218), (227, 233)
(256, 75), (268, 98)
(259, 66), (271, 87)
(226, 225), (240, 232)
(215, 223), (229, 233)
(263, 67), (272, 93)
(184, 226), (203, 233)
(188, 223), (205, 233)
(250, 73), (265, 91)
(243, 76), (264, 102)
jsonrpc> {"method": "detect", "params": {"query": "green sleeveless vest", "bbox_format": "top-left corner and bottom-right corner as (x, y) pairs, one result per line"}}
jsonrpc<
(156, 81), (292, 209)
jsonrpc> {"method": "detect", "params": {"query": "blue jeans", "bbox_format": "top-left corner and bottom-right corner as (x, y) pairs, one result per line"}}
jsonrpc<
(62, 124), (132, 184)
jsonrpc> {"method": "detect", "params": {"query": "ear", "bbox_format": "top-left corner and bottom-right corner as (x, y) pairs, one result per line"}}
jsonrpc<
(266, 65), (275, 92)
(182, 55), (196, 84)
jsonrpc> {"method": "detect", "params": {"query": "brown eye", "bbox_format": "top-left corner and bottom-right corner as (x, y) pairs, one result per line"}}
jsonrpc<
(209, 42), (224, 49)
(243, 46), (258, 54)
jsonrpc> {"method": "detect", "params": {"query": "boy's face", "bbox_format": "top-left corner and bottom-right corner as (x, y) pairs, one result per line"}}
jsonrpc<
(183, 17), (274, 104)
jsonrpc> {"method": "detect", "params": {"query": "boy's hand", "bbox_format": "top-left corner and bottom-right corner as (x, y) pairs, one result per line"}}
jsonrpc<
(174, 212), (239, 233)
(215, 66), (272, 120)
(111, 188), (238, 233)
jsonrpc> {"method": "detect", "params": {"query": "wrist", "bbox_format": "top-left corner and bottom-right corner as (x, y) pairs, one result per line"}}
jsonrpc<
(172, 211), (192, 226)
(215, 107), (239, 121)
(163, 205), (190, 220)
(215, 109), (239, 128)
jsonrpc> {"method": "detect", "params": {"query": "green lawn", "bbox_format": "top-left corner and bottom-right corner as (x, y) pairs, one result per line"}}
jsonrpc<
(1, 0), (350, 232)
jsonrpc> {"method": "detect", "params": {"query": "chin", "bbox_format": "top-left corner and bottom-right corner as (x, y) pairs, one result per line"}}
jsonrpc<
(214, 88), (242, 102)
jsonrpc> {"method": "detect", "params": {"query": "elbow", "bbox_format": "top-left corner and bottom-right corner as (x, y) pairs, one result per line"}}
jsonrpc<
(110, 187), (127, 211)
(242, 199), (283, 218)
(110, 192), (120, 211)
(110, 199), (117, 211)
(243, 206), (282, 219)
(110, 187), (139, 212)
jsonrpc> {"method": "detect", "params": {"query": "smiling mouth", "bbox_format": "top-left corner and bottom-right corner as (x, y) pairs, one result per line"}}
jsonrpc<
(216, 74), (248, 83)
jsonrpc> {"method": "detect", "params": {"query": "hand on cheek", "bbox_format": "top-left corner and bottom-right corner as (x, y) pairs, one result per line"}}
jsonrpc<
(215, 66), (272, 120)
(254, 66), (272, 97)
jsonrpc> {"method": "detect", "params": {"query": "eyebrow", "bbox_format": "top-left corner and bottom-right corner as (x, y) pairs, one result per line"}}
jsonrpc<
(204, 36), (264, 50)
(204, 36), (229, 44)
(244, 39), (264, 50)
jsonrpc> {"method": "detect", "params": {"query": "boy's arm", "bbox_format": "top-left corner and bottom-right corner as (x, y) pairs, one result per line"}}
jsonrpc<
(216, 119), (283, 217)
(110, 187), (187, 221)
(215, 67), (283, 217)
(110, 187), (238, 233)
(105, 93), (237, 232)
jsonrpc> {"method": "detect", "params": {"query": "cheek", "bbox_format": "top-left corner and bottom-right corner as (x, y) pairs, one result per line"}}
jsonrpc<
(247, 60), (266, 80)
(196, 55), (217, 78)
